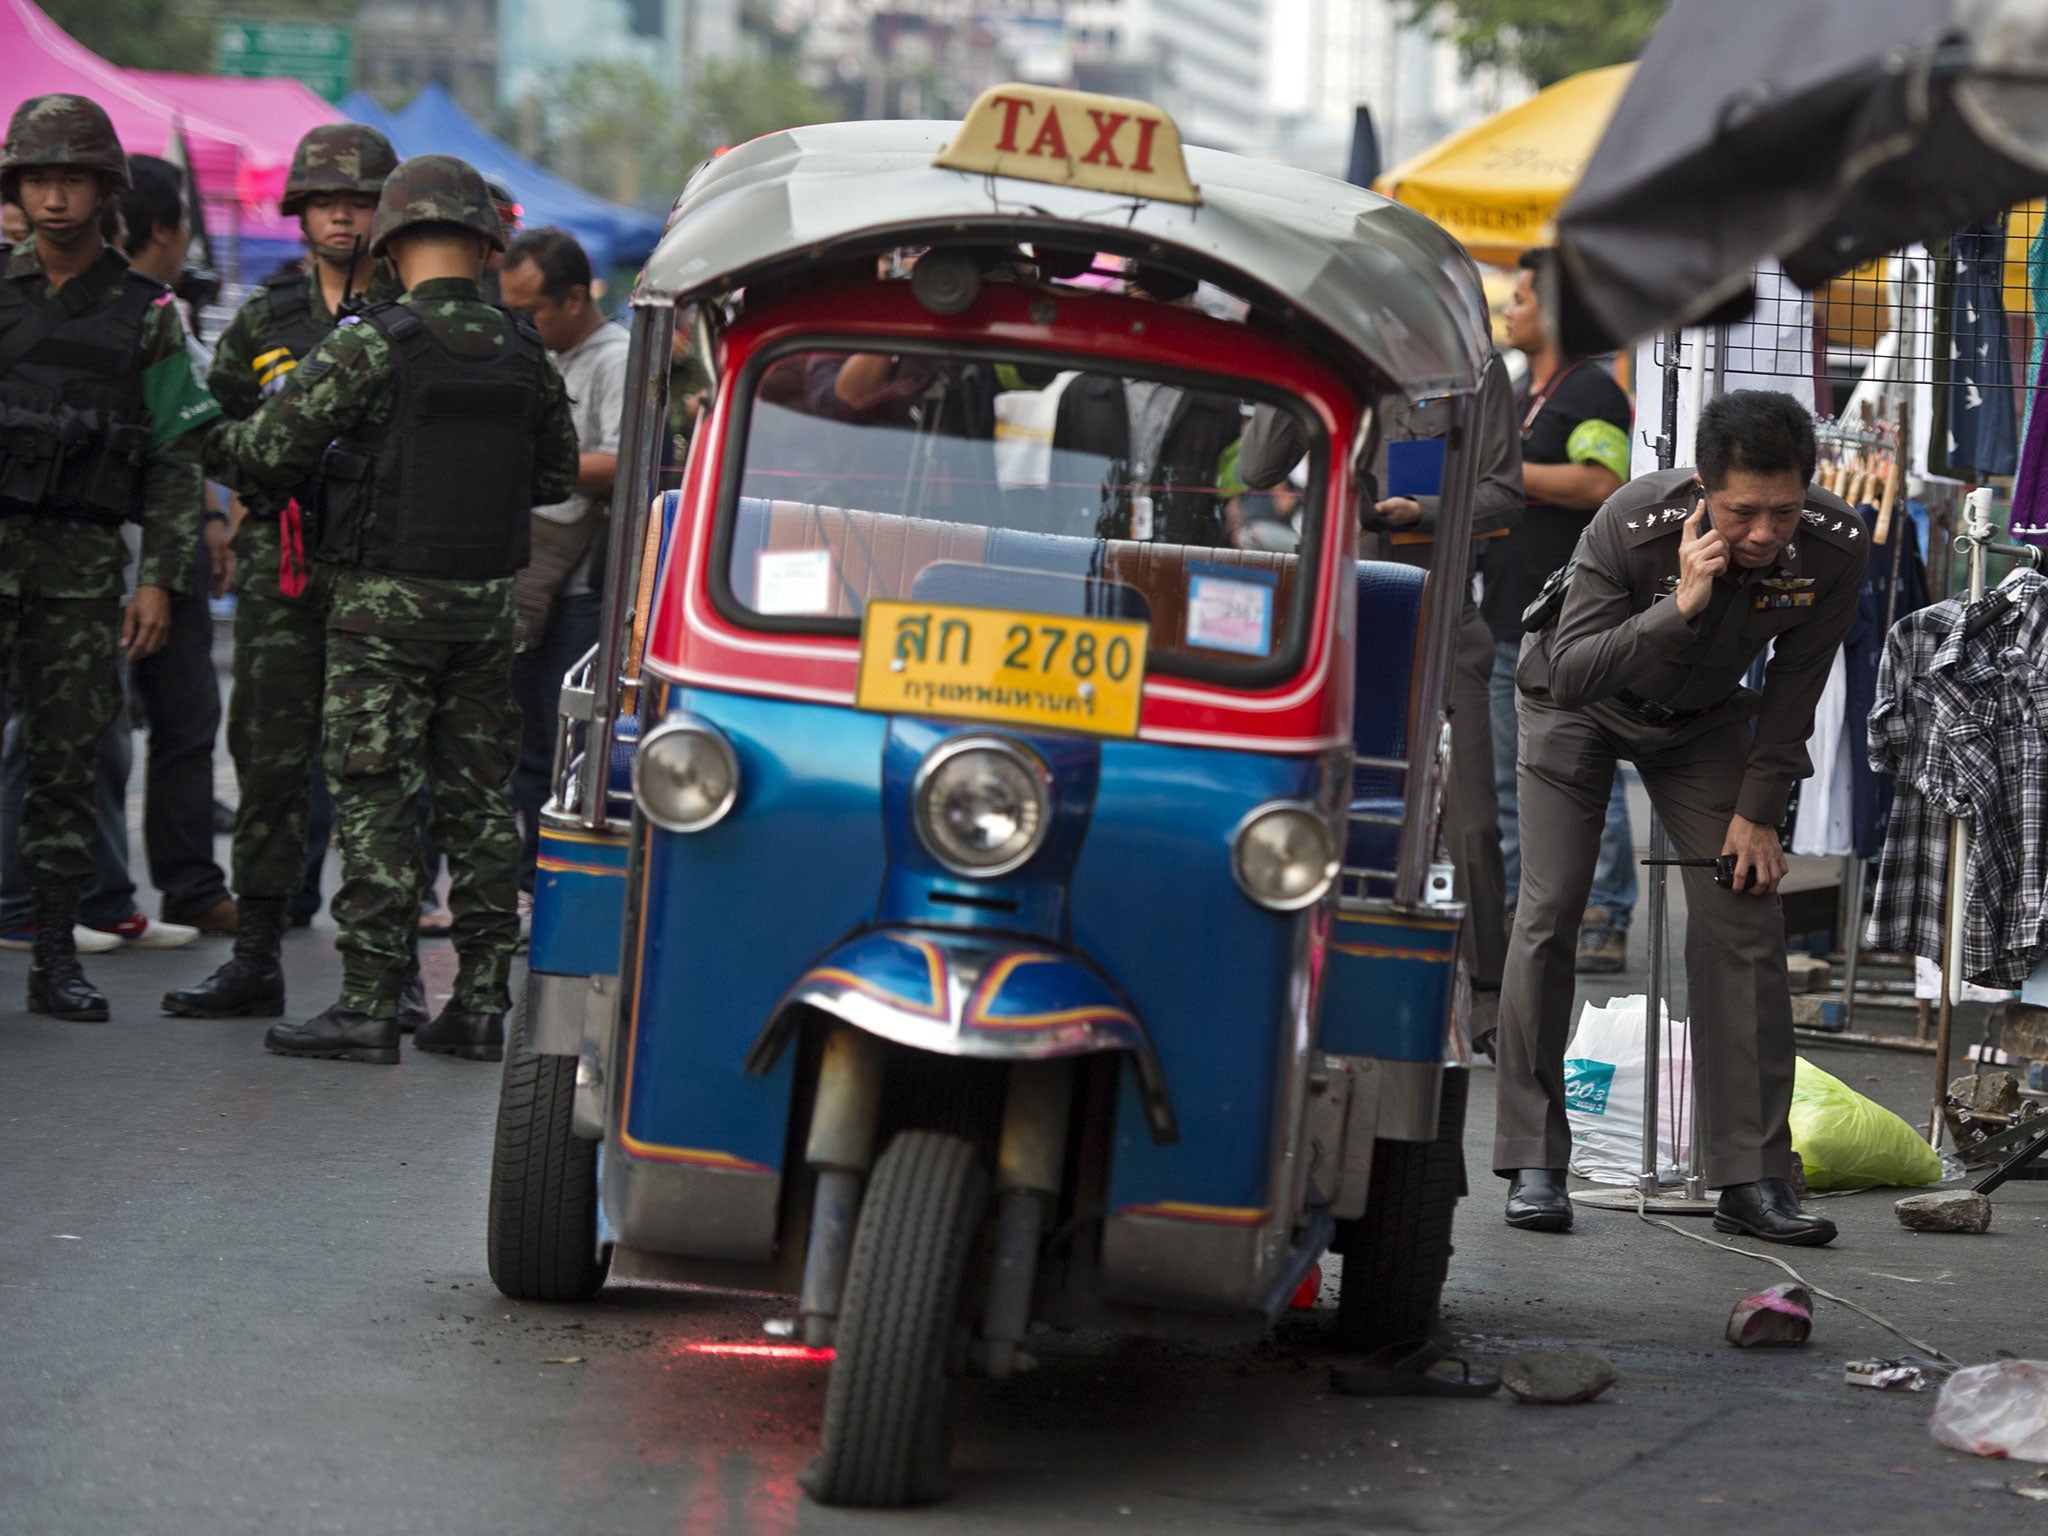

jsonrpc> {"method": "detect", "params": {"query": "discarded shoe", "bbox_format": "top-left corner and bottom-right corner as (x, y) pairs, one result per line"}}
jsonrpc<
(1332, 1338), (1500, 1398)
(1726, 1281), (1813, 1346)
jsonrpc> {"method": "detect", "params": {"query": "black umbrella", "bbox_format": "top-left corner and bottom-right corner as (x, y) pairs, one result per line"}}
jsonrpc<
(1553, 0), (2048, 353)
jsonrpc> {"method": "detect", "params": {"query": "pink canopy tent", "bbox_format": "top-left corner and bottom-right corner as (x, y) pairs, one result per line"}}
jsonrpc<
(0, 0), (256, 203)
(133, 72), (340, 211)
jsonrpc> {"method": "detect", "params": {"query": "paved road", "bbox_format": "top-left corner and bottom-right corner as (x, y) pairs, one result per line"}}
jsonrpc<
(4, 874), (2045, 1534)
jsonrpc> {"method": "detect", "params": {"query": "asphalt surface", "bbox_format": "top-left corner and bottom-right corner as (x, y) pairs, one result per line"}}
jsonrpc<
(5, 786), (2047, 1534)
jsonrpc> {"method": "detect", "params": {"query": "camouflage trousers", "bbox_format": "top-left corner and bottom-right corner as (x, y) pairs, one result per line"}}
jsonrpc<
(225, 562), (334, 898)
(324, 627), (520, 1016)
(0, 594), (120, 886)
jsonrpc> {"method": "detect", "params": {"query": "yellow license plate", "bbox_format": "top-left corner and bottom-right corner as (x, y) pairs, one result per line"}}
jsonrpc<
(856, 600), (1148, 738)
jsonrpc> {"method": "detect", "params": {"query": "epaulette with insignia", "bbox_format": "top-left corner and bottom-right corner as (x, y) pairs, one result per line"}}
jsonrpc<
(1797, 498), (1864, 547)
(1620, 500), (1693, 542)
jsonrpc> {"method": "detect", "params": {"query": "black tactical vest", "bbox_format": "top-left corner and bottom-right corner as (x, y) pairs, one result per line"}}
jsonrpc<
(316, 300), (544, 581)
(0, 249), (160, 526)
(242, 273), (331, 518)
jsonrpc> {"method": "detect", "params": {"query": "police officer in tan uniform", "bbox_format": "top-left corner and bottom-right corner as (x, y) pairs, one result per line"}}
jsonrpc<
(1495, 390), (1866, 1245)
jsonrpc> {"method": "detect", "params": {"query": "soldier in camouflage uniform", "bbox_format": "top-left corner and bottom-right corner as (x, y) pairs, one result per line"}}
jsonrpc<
(209, 155), (578, 1064)
(163, 123), (403, 1023)
(0, 95), (217, 1021)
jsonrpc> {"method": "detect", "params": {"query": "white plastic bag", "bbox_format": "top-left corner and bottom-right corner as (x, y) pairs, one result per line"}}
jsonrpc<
(1931, 1360), (2048, 1461)
(1565, 995), (1693, 1186)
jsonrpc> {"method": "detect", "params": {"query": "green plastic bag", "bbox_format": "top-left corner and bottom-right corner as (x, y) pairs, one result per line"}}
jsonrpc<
(1788, 1057), (1943, 1190)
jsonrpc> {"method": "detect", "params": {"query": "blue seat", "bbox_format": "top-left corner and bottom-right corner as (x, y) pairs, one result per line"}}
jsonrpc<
(1347, 562), (1427, 874)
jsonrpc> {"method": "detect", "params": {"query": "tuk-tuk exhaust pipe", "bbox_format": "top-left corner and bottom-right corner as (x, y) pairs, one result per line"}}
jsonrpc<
(797, 1026), (887, 1347)
(981, 1058), (1074, 1379)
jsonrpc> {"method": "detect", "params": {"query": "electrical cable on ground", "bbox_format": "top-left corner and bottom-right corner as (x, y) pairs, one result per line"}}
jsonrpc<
(1631, 1191), (1959, 1366)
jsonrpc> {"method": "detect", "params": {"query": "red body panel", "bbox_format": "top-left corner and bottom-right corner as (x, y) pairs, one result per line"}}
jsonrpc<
(643, 281), (1361, 753)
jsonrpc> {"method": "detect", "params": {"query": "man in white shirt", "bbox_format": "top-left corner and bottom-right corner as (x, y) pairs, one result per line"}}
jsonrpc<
(497, 228), (631, 891)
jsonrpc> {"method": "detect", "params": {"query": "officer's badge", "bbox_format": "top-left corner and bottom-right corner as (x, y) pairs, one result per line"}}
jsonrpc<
(1754, 591), (1816, 610)
(1760, 576), (1815, 591)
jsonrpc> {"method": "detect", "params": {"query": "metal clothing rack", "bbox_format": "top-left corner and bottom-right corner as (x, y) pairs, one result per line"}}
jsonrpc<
(1926, 488), (2044, 1145)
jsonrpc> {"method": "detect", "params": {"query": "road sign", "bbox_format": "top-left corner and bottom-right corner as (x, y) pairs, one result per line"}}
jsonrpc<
(215, 19), (355, 104)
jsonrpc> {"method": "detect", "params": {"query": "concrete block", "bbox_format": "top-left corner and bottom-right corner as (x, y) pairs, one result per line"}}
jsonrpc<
(1950, 1071), (2023, 1116)
(1785, 954), (1831, 994)
(1894, 1190), (1992, 1233)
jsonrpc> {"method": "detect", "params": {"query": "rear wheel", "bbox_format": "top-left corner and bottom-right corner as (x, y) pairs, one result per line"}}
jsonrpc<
(1332, 1066), (1469, 1351)
(486, 993), (610, 1302)
(803, 1130), (987, 1508)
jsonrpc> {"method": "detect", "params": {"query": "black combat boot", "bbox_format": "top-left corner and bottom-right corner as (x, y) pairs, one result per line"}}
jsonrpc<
(27, 882), (108, 1022)
(161, 895), (287, 1018)
(264, 1003), (401, 1064)
(415, 1003), (505, 1062)
(395, 956), (428, 1034)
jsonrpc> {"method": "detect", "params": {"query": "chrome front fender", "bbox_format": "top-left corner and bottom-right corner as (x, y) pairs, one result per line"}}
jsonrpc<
(744, 927), (1177, 1144)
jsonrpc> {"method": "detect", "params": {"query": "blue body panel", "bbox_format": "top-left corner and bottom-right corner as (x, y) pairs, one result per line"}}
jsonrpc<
(529, 826), (630, 978)
(1069, 742), (1325, 1215)
(622, 691), (889, 1170)
(1319, 908), (1456, 1061)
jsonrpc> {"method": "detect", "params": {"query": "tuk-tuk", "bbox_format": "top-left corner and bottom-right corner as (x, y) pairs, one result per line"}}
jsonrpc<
(489, 85), (1494, 1507)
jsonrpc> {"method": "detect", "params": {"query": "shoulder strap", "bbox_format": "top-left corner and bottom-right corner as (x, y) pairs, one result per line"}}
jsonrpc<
(265, 272), (311, 324)
(0, 248), (128, 379)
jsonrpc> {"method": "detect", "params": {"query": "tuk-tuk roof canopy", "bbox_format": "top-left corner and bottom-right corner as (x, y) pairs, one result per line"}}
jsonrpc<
(642, 116), (1494, 401)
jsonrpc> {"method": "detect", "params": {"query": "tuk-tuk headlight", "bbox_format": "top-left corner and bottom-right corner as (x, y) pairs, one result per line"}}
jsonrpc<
(913, 737), (1052, 877)
(632, 718), (739, 833)
(1231, 802), (1338, 911)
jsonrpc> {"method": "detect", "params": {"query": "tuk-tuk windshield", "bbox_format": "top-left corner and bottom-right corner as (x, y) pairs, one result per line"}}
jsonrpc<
(720, 347), (1323, 680)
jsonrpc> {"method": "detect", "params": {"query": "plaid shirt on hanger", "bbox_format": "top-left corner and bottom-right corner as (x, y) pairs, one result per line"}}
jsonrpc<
(1867, 570), (2048, 985)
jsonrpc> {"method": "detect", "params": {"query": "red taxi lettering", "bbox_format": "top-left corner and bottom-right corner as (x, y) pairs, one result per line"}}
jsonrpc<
(1130, 116), (1161, 174)
(1082, 110), (1128, 167)
(1026, 109), (1068, 158)
(990, 94), (1035, 152)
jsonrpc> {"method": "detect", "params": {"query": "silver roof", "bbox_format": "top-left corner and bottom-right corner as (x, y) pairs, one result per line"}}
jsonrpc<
(641, 120), (1493, 400)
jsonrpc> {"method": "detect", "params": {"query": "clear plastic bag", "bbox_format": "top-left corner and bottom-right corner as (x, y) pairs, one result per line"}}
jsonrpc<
(1931, 1360), (2048, 1461)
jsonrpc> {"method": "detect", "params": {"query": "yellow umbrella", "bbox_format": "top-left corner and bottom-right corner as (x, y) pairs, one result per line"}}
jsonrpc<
(1375, 64), (1633, 268)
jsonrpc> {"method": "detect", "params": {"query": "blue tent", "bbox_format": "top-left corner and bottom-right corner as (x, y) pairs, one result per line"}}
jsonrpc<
(377, 83), (664, 272)
(338, 90), (403, 148)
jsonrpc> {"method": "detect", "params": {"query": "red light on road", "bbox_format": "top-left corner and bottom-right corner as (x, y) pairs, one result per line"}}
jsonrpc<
(683, 1342), (835, 1361)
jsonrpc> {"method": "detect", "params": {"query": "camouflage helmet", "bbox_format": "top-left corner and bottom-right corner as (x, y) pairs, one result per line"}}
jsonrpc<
(281, 123), (399, 216)
(2, 94), (129, 200)
(369, 154), (505, 257)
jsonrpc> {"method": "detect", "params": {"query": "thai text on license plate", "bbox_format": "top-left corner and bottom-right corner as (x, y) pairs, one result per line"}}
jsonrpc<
(855, 600), (1148, 738)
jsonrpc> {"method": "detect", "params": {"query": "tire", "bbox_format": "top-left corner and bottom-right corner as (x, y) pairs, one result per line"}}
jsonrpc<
(803, 1130), (987, 1508)
(1332, 1066), (1469, 1352)
(486, 994), (610, 1302)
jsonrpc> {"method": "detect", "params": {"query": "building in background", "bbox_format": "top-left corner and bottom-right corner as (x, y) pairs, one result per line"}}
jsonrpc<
(498, 0), (735, 103)
(356, 0), (498, 119)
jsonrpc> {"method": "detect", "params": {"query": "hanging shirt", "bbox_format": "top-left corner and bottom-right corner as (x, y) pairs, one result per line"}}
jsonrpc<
(1868, 569), (2048, 984)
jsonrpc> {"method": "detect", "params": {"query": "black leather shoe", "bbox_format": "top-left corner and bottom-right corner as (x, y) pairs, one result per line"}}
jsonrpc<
(1713, 1177), (1837, 1246)
(27, 882), (107, 1022)
(1504, 1168), (1573, 1232)
(395, 958), (428, 1035)
(264, 1004), (400, 1065)
(163, 895), (286, 1018)
(415, 1005), (504, 1062)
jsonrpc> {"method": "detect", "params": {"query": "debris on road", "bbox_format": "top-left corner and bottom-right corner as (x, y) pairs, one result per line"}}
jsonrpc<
(1931, 1360), (2048, 1461)
(539, 1356), (585, 1365)
(1499, 1347), (1617, 1404)
(1895, 1191), (1993, 1234)
(1948, 1072), (2023, 1117)
(1726, 1282), (1813, 1347)
(1846, 1359), (1934, 1392)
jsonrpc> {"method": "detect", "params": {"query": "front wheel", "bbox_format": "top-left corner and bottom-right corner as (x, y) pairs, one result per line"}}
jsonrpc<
(486, 994), (610, 1302)
(803, 1130), (987, 1508)
(1331, 1066), (1469, 1351)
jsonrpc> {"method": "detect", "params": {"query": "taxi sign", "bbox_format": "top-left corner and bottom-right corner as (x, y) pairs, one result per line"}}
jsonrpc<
(934, 84), (1201, 207)
(856, 600), (1149, 738)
